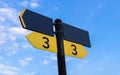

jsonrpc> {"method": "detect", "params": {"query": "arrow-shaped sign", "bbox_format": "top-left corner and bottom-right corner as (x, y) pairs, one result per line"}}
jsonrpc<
(26, 31), (88, 58)
(19, 8), (54, 36)
(19, 8), (91, 47)
(63, 23), (91, 47)
(26, 31), (57, 53)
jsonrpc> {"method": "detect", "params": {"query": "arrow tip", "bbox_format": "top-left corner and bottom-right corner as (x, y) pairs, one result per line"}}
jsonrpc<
(19, 8), (27, 28)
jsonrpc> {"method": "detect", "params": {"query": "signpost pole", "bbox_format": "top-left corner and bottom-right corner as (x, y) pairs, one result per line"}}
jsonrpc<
(54, 19), (67, 75)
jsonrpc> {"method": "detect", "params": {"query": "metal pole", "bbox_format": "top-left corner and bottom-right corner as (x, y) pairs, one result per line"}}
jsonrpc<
(54, 19), (67, 75)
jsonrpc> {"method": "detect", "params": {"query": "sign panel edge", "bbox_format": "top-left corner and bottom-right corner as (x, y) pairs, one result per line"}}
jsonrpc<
(19, 8), (27, 28)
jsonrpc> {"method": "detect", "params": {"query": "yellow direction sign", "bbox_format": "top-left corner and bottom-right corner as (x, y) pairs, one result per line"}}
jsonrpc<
(26, 32), (57, 53)
(64, 40), (88, 58)
(26, 32), (88, 58)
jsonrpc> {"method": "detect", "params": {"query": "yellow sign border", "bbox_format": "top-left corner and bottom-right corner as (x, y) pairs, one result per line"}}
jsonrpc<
(19, 8), (26, 28)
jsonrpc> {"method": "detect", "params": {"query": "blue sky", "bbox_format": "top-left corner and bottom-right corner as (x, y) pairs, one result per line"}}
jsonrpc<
(0, 0), (120, 75)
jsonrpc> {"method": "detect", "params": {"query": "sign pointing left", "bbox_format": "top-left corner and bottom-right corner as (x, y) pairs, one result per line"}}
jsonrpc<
(19, 8), (54, 36)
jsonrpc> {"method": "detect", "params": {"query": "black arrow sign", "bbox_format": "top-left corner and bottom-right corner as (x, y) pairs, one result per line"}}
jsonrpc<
(63, 23), (91, 47)
(19, 8), (54, 36)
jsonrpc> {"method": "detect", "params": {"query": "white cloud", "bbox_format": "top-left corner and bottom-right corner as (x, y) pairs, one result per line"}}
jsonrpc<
(0, 64), (19, 75)
(20, 1), (29, 7)
(45, 54), (57, 61)
(0, 16), (6, 22)
(0, 56), (7, 64)
(22, 44), (32, 49)
(65, 57), (73, 62)
(42, 54), (57, 65)
(50, 55), (57, 61)
(0, 7), (19, 24)
(0, 56), (4, 60)
(9, 27), (29, 35)
(30, 2), (40, 8)
(0, 32), (7, 45)
(0, 26), (29, 56)
(43, 59), (49, 65)
(0, 25), (5, 31)
(6, 43), (19, 56)
(0, 62), (36, 75)
(9, 34), (17, 41)
(20, 0), (40, 8)
(8, 27), (29, 42)
(19, 57), (33, 67)
(81, 59), (89, 64)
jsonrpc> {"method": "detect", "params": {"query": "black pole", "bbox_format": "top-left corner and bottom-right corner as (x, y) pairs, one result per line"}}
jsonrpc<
(54, 19), (67, 75)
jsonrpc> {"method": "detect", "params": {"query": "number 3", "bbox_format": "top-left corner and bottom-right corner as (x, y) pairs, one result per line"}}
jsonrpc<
(42, 37), (50, 49)
(71, 44), (77, 55)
